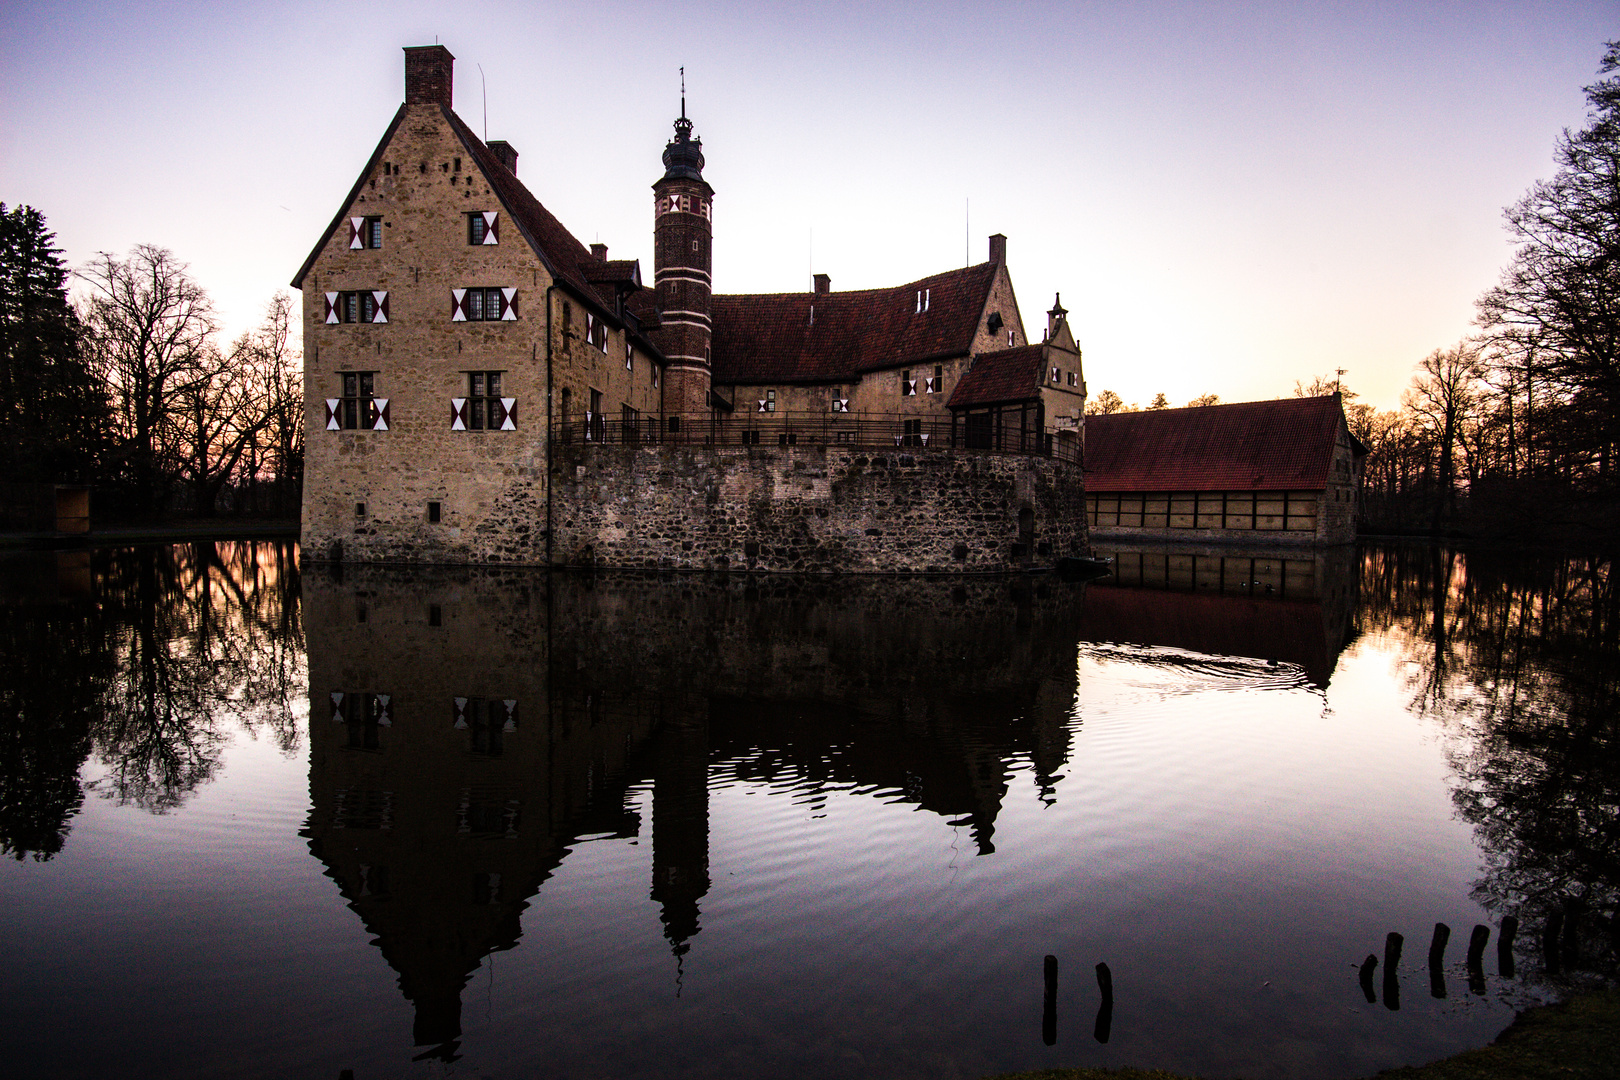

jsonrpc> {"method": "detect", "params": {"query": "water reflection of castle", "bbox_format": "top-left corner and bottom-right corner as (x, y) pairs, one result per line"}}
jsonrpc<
(302, 569), (1089, 1055)
(303, 552), (1358, 1054)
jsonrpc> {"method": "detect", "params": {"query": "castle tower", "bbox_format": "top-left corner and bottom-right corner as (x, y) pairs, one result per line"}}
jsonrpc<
(652, 92), (714, 417)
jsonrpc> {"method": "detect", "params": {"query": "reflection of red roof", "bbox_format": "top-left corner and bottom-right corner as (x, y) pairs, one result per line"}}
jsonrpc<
(1085, 396), (1350, 492)
(710, 264), (997, 384)
(946, 344), (1045, 408)
(1078, 586), (1337, 686)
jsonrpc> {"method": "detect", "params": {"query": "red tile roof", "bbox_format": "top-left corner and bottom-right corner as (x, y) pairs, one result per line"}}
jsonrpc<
(945, 344), (1045, 408)
(710, 264), (997, 385)
(1085, 396), (1351, 492)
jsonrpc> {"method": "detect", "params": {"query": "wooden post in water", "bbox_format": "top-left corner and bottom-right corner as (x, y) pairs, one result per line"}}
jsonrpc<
(1043, 955), (1058, 1046)
(1498, 915), (1518, 978)
(1383, 932), (1403, 1011)
(1428, 923), (1450, 999)
(1358, 954), (1378, 1004)
(1466, 924), (1490, 995)
(1094, 962), (1113, 1044)
(1544, 910), (1564, 977)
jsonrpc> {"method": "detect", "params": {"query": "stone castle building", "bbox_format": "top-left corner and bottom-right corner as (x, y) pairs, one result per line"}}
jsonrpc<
(295, 46), (1089, 572)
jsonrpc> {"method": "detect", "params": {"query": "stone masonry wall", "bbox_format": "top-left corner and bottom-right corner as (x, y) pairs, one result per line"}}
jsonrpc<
(550, 444), (1088, 573)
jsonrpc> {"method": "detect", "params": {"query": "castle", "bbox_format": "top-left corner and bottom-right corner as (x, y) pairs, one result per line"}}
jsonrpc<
(295, 46), (1090, 572)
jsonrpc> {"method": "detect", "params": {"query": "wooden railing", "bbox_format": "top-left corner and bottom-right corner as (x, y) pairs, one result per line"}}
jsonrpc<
(552, 410), (1083, 466)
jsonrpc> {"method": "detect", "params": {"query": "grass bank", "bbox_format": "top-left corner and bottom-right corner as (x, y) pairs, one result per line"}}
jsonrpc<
(983, 988), (1620, 1080)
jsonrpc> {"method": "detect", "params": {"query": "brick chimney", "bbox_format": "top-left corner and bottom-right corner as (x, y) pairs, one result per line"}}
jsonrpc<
(404, 45), (454, 107)
(989, 233), (1007, 265)
(591, 243), (609, 261)
(813, 273), (830, 295)
(487, 140), (519, 175)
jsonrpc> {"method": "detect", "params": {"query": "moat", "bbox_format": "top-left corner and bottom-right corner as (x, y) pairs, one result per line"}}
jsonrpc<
(1, 542), (1614, 1079)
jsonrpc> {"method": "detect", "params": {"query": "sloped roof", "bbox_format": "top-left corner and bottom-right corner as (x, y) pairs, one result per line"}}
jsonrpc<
(1085, 396), (1353, 492)
(946, 344), (1045, 408)
(710, 263), (998, 385)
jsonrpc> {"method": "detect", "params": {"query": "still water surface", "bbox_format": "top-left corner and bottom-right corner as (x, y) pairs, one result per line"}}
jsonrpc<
(1, 542), (1614, 1079)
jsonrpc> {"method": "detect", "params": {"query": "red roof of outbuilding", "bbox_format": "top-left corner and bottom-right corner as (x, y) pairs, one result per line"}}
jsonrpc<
(945, 344), (1045, 408)
(710, 263), (997, 385)
(1085, 396), (1353, 492)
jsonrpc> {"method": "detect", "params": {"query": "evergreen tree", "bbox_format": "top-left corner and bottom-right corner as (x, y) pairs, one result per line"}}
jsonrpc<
(0, 204), (107, 483)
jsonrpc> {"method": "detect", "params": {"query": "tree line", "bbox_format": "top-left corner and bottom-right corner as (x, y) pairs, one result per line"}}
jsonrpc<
(0, 210), (302, 522)
(1086, 42), (1620, 541)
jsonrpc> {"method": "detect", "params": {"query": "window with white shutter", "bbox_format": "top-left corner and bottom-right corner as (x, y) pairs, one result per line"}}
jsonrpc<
(331, 372), (388, 430)
(326, 290), (388, 323)
(452, 287), (517, 321)
(468, 211), (499, 245)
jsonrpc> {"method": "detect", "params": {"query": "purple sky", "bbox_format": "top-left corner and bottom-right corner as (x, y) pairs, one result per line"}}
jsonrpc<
(2, 1), (1614, 410)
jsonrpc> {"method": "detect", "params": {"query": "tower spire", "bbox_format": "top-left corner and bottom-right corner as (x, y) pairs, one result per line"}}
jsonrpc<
(680, 67), (686, 121)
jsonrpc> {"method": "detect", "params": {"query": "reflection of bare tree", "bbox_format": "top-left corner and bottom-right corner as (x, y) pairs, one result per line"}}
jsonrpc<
(0, 571), (109, 859)
(89, 541), (304, 812)
(1360, 545), (1620, 979)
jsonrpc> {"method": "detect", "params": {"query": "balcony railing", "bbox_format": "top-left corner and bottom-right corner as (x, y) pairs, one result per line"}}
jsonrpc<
(552, 410), (1082, 466)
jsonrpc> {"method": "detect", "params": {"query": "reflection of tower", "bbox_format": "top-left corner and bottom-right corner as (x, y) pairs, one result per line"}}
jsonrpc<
(652, 82), (714, 416)
(651, 698), (710, 965)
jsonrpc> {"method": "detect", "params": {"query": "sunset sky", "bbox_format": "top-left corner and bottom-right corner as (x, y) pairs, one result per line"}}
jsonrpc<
(2, 1), (1614, 410)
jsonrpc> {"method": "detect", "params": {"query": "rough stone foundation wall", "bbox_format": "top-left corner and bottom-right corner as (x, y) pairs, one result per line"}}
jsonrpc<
(550, 444), (1087, 573)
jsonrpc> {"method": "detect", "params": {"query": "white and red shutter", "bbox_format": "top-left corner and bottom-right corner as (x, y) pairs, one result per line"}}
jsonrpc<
(500, 287), (518, 321)
(324, 292), (339, 324)
(904, 379), (917, 396)
(453, 697), (469, 729)
(758, 399), (769, 413)
(502, 700), (518, 732)
(372, 398), (391, 431)
(450, 398), (469, 431)
(348, 218), (364, 249)
(376, 694), (392, 726)
(925, 376), (937, 393)
(372, 291), (389, 324)
(325, 399), (341, 430)
(481, 211), (499, 245)
(330, 691), (345, 722)
(451, 289), (468, 322)
(499, 398), (517, 431)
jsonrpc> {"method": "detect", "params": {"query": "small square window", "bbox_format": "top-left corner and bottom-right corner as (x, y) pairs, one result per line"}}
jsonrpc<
(355, 501), (367, 517)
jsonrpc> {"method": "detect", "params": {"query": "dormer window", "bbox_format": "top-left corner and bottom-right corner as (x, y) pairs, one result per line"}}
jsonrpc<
(915, 288), (930, 313)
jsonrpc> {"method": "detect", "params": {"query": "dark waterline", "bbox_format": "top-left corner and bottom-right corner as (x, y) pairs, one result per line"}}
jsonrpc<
(0, 542), (1615, 1079)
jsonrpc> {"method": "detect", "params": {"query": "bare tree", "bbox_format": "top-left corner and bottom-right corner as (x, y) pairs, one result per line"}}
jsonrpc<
(229, 293), (303, 514)
(1146, 392), (1170, 410)
(78, 246), (216, 511)
(1403, 341), (1487, 525)
(1186, 393), (1220, 408)
(1085, 389), (1128, 415)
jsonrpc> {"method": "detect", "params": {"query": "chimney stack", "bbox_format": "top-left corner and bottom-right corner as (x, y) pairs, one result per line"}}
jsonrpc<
(486, 140), (519, 175)
(591, 243), (609, 261)
(813, 273), (830, 295)
(404, 45), (455, 107)
(989, 233), (1007, 265)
